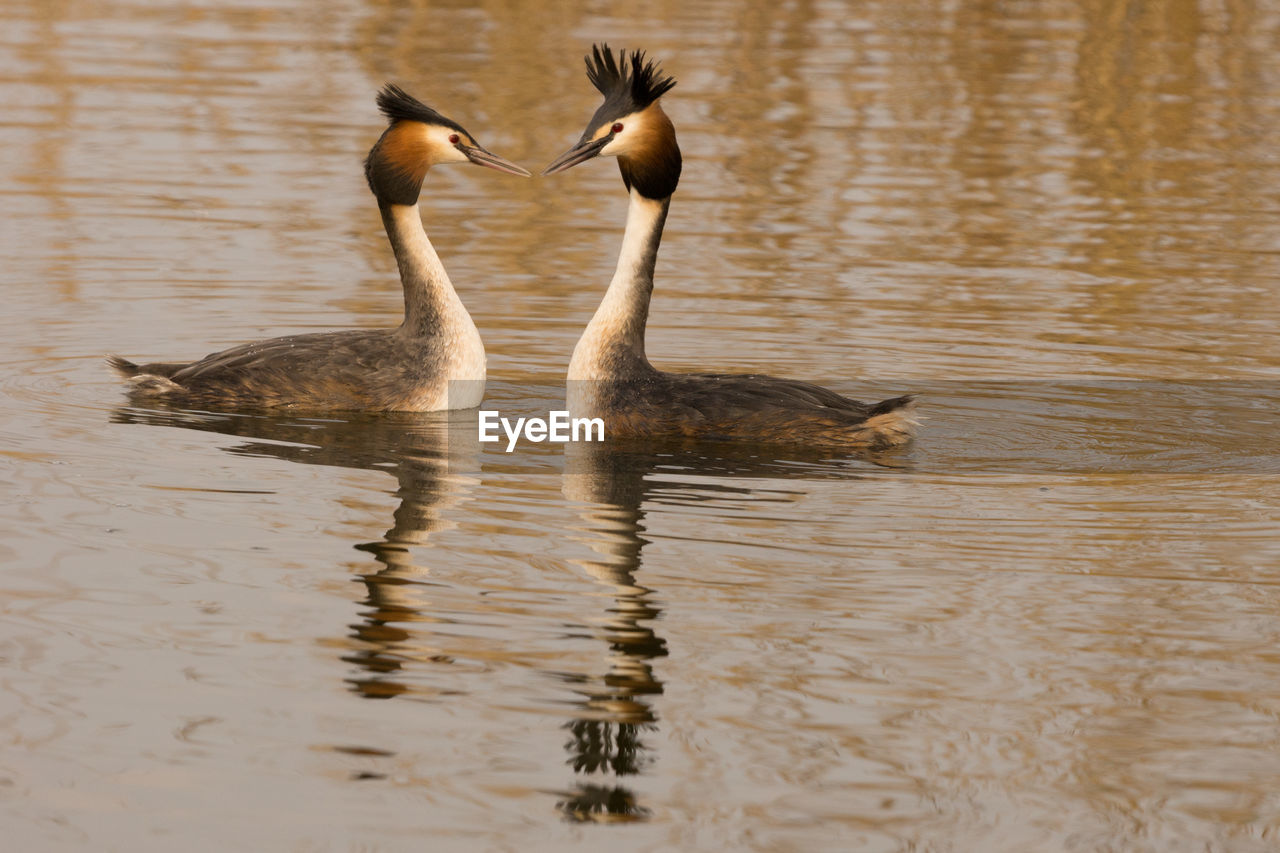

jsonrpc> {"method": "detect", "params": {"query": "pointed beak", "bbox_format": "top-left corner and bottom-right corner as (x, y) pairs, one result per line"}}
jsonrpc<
(541, 135), (611, 176)
(459, 145), (531, 177)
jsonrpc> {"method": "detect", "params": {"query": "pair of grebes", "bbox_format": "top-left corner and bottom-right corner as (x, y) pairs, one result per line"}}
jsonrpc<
(112, 45), (916, 450)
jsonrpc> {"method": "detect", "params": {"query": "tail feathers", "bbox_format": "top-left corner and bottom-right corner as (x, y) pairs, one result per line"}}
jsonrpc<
(107, 355), (140, 377)
(858, 394), (919, 447)
(125, 374), (183, 395)
(866, 394), (915, 418)
(107, 354), (184, 396)
(108, 356), (187, 380)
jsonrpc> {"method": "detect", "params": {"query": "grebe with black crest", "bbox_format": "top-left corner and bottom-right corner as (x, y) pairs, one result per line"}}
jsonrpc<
(110, 85), (529, 412)
(543, 45), (916, 449)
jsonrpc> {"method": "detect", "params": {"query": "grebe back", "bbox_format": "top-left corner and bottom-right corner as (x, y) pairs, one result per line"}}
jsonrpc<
(110, 85), (529, 412)
(543, 45), (915, 449)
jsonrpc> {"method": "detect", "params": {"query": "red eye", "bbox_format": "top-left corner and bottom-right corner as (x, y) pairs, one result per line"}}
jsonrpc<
(611, 123), (624, 134)
(448, 133), (460, 144)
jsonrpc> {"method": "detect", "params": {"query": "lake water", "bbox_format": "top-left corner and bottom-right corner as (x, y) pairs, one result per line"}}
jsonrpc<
(3, 0), (1280, 850)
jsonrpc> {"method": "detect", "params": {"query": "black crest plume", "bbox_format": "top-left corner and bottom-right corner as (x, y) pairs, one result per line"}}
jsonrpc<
(585, 44), (676, 117)
(374, 84), (467, 135)
(366, 85), (469, 206)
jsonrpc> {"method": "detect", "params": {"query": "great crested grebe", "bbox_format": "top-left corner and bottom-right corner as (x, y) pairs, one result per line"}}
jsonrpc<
(110, 85), (529, 412)
(543, 45), (916, 449)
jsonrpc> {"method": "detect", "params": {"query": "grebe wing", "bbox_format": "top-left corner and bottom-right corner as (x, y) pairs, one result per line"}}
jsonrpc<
(170, 329), (388, 383)
(593, 372), (914, 445)
(666, 372), (880, 415)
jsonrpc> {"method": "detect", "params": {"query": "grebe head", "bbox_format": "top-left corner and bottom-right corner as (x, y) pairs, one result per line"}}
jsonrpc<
(365, 84), (529, 206)
(542, 44), (682, 200)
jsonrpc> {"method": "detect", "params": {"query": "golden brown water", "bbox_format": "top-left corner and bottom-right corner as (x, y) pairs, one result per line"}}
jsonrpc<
(3, 0), (1280, 850)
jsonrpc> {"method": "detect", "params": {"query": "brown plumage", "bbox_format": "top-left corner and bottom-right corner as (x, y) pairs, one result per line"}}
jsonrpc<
(587, 373), (915, 449)
(110, 85), (529, 413)
(108, 330), (472, 411)
(544, 45), (916, 450)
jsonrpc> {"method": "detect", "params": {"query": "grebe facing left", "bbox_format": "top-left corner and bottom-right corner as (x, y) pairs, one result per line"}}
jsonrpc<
(110, 85), (529, 412)
(543, 45), (916, 450)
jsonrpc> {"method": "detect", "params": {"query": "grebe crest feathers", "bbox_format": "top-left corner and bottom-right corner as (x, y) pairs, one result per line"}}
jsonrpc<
(365, 84), (528, 207)
(585, 44), (676, 118)
(374, 84), (469, 135)
(540, 44), (682, 200)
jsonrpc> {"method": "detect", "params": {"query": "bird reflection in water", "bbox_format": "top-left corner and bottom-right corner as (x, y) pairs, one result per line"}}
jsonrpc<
(555, 443), (669, 823)
(344, 454), (477, 701)
(110, 403), (481, 702)
(554, 436), (909, 822)
(112, 402), (905, 819)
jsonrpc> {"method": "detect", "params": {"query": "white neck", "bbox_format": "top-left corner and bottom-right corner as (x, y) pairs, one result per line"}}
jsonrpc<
(382, 203), (476, 338)
(380, 203), (485, 402)
(568, 191), (670, 381)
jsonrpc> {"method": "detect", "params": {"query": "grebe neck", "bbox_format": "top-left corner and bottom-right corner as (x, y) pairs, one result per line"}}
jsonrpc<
(381, 202), (474, 338)
(568, 191), (670, 380)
